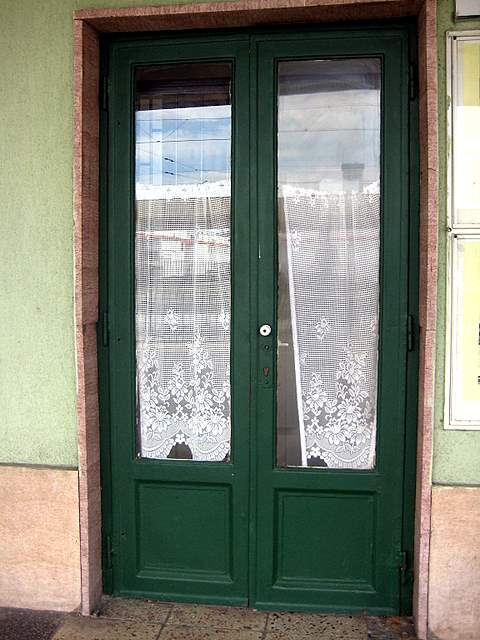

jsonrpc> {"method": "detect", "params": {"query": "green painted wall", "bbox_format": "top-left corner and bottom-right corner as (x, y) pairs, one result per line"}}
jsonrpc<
(0, 2), (77, 467)
(433, 0), (480, 485)
(1, 0), (479, 481)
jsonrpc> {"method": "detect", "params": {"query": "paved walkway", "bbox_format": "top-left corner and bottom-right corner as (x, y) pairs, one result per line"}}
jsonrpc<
(0, 598), (417, 640)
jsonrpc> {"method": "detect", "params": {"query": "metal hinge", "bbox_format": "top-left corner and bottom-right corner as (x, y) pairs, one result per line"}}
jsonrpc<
(105, 534), (114, 569)
(101, 311), (109, 347)
(399, 550), (412, 584)
(409, 63), (418, 101)
(101, 75), (109, 111)
(407, 314), (415, 352)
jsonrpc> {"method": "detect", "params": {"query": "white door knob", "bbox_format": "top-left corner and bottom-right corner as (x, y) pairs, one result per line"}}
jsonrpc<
(259, 324), (272, 337)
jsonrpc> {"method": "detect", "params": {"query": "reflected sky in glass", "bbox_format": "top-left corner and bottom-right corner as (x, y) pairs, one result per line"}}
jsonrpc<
(135, 64), (232, 189)
(278, 59), (381, 193)
(136, 105), (231, 186)
(135, 59), (380, 194)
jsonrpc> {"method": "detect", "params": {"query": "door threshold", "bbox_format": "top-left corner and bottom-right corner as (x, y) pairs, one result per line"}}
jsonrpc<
(95, 595), (416, 639)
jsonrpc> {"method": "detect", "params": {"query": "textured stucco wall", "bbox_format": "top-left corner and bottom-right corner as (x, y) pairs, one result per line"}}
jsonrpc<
(434, 0), (480, 485)
(0, 2), (77, 466)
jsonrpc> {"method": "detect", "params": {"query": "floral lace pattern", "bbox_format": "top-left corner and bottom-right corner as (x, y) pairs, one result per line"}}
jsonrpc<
(315, 317), (332, 341)
(137, 331), (231, 461)
(135, 182), (378, 467)
(164, 308), (180, 332)
(282, 185), (379, 469)
(135, 184), (231, 462)
(302, 345), (374, 468)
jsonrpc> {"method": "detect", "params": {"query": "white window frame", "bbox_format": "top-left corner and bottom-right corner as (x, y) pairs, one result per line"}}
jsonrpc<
(445, 31), (480, 430)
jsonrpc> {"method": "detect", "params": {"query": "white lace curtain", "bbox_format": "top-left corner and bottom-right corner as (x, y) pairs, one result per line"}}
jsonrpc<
(135, 181), (379, 468)
(282, 185), (380, 469)
(135, 182), (231, 462)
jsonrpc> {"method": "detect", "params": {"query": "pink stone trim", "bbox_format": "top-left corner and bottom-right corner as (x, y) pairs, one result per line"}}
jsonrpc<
(73, 2), (437, 636)
(73, 19), (102, 616)
(75, 0), (422, 30)
(412, 3), (438, 638)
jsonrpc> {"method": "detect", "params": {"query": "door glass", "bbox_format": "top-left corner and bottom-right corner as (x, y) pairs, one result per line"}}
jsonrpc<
(135, 63), (232, 462)
(276, 59), (381, 469)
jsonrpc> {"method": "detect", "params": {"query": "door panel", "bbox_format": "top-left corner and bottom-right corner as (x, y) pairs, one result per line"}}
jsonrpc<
(253, 32), (411, 612)
(106, 37), (251, 603)
(102, 26), (417, 614)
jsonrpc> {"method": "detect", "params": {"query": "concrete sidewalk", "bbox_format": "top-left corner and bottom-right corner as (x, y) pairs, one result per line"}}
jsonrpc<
(0, 599), (417, 640)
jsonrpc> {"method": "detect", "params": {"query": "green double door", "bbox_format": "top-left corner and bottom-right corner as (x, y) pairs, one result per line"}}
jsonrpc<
(101, 25), (418, 615)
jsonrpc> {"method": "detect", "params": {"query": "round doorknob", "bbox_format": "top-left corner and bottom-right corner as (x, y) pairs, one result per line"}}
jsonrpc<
(259, 324), (272, 337)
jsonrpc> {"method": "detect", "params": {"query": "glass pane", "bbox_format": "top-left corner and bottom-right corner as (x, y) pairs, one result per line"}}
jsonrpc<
(135, 64), (232, 461)
(276, 59), (381, 469)
(456, 1), (480, 20)
(453, 39), (480, 225)
(450, 237), (480, 424)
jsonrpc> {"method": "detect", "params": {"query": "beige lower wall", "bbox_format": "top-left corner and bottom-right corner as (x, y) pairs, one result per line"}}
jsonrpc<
(428, 486), (480, 640)
(0, 465), (81, 611)
(1, 465), (478, 635)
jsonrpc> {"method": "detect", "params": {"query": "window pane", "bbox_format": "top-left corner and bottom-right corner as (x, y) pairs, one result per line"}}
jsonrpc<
(453, 39), (480, 225)
(276, 59), (381, 469)
(135, 64), (232, 461)
(456, 0), (480, 18)
(450, 237), (480, 424)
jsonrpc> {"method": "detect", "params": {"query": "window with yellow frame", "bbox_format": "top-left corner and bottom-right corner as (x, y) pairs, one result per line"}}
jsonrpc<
(447, 33), (480, 429)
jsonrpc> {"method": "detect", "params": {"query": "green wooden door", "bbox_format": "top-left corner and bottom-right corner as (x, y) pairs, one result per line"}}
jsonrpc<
(251, 29), (417, 614)
(101, 25), (418, 615)
(102, 36), (252, 606)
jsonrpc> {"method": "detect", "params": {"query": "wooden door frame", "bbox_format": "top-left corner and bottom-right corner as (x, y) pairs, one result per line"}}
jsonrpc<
(73, 2), (437, 638)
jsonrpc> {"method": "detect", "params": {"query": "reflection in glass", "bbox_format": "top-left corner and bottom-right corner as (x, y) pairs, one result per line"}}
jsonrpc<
(453, 40), (480, 225)
(135, 64), (232, 461)
(450, 237), (480, 423)
(276, 59), (381, 469)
